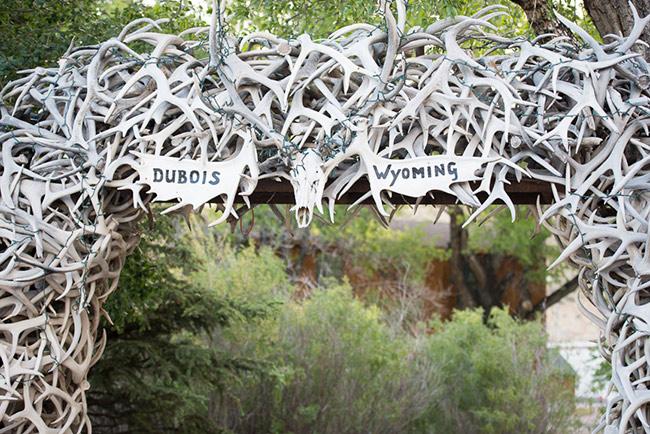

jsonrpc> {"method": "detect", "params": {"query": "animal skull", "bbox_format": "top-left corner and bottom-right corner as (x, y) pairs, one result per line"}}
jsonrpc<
(289, 149), (326, 228)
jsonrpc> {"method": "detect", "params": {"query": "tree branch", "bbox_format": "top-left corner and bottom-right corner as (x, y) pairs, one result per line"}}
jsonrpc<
(526, 275), (579, 318)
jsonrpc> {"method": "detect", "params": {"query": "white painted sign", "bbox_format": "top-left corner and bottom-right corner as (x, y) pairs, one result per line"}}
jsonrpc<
(360, 152), (496, 213)
(133, 138), (258, 223)
(367, 155), (493, 195)
(329, 123), (505, 217)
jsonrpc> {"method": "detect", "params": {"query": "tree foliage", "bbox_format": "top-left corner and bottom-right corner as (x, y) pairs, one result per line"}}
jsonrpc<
(88, 215), (274, 434)
(227, 0), (530, 40)
(0, 0), (206, 83)
(226, 0), (602, 43)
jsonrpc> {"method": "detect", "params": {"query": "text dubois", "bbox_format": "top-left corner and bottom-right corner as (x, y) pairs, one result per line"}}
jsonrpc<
(152, 168), (220, 185)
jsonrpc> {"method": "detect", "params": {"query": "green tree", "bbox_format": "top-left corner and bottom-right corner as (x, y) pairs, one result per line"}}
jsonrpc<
(227, 0), (530, 40)
(87, 216), (273, 434)
(0, 0), (206, 83)
(226, 0), (602, 42)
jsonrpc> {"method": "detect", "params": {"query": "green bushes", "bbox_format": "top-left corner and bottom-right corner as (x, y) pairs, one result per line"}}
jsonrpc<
(91, 213), (576, 434)
(421, 309), (576, 433)
(212, 283), (576, 434)
(213, 284), (436, 434)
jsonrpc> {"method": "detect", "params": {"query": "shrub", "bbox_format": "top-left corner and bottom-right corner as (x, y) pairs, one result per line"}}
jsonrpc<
(212, 283), (438, 434)
(211, 285), (577, 434)
(419, 308), (577, 434)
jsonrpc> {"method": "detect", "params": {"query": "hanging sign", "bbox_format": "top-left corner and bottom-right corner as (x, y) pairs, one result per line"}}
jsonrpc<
(358, 152), (498, 212)
(366, 155), (494, 196)
(132, 139), (258, 213)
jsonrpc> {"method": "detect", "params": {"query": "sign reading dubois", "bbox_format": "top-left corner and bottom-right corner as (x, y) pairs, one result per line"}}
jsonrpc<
(133, 139), (258, 222)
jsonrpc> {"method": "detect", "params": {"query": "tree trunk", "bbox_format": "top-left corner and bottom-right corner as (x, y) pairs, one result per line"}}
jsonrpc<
(584, 0), (650, 57)
(448, 207), (475, 308)
(514, 0), (650, 57)
(510, 0), (572, 37)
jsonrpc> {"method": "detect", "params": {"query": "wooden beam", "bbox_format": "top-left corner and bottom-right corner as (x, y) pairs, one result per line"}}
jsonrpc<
(222, 178), (554, 205)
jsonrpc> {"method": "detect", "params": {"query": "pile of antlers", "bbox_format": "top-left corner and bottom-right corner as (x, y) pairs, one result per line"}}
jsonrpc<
(2, 0), (650, 431)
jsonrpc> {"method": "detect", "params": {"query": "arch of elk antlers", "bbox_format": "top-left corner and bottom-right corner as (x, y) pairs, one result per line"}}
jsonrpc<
(2, 1), (650, 432)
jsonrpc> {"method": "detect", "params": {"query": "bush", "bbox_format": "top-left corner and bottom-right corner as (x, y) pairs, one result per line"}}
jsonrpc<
(420, 309), (577, 434)
(212, 283), (438, 434)
(211, 284), (577, 434)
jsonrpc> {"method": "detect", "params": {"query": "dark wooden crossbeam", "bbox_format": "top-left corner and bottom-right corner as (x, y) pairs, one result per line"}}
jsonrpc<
(226, 178), (554, 205)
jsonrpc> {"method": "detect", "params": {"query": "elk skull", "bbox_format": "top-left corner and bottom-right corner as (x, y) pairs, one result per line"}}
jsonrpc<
(289, 149), (327, 228)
